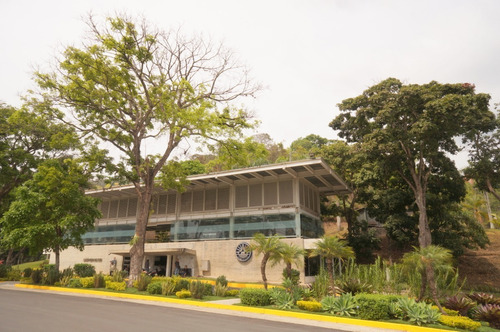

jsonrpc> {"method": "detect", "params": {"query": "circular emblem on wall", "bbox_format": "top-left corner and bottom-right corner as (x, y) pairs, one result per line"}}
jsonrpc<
(235, 242), (252, 262)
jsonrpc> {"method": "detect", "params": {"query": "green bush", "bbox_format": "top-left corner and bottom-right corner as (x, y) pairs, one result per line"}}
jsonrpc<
(395, 297), (441, 326)
(161, 279), (176, 296)
(147, 282), (163, 295)
(189, 281), (205, 299)
(297, 300), (322, 312)
(176, 290), (191, 298)
(23, 267), (33, 278)
(136, 273), (152, 291)
(80, 277), (94, 288)
(240, 288), (271, 306)
(215, 283), (228, 297)
(7, 269), (22, 281)
(175, 278), (190, 292)
(31, 269), (43, 285)
(94, 273), (105, 288)
(68, 278), (82, 288)
(73, 263), (95, 277)
(216, 275), (228, 287)
(43, 266), (59, 285)
(0, 264), (11, 278)
(61, 267), (74, 278)
(439, 315), (481, 331)
(355, 293), (401, 320)
(105, 281), (126, 291)
(225, 289), (239, 297)
(282, 268), (300, 286)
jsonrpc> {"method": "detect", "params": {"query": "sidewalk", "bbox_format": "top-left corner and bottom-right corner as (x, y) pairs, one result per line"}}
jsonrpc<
(1, 282), (447, 332)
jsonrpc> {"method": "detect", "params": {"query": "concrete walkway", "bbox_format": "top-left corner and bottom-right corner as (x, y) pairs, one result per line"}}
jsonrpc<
(0, 282), (446, 332)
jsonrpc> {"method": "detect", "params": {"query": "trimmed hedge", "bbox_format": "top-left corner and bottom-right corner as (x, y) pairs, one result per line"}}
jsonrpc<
(355, 293), (402, 320)
(439, 315), (481, 331)
(239, 288), (271, 306)
(105, 281), (126, 291)
(297, 300), (322, 312)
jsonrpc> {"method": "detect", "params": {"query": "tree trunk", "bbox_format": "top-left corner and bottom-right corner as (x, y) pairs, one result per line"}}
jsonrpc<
(486, 178), (500, 203)
(415, 188), (432, 248)
(326, 258), (336, 296)
(5, 248), (14, 265)
(286, 263), (292, 279)
(55, 248), (60, 271)
(261, 254), (269, 290)
(128, 187), (153, 286)
(426, 262), (445, 313)
(418, 266), (427, 301)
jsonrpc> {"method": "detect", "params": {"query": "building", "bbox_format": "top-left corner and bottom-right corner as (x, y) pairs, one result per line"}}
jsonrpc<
(52, 159), (350, 284)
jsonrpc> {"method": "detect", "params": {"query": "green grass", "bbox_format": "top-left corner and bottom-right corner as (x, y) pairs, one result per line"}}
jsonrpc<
(11, 260), (48, 271)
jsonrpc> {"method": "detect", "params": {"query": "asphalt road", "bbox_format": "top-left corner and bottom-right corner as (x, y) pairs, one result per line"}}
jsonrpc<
(0, 288), (348, 332)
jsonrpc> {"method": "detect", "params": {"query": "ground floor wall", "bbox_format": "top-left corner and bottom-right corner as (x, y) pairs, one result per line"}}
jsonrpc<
(50, 238), (318, 285)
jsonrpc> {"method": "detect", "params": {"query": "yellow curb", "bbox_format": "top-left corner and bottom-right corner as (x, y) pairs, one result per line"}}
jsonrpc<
(15, 284), (447, 332)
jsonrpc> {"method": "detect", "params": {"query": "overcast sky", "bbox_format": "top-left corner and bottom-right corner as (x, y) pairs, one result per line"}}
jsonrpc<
(2, 0), (499, 167)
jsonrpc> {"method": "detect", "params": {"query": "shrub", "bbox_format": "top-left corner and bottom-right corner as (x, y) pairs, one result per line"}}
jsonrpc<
(23, 267), (33, 278)
(321, 293), (357, 316)
(439, 315), (481, 331)
(311, 268), (329, 299)
(297, 300), (322, 312)
(68, 278), (82, 288)
(80, 277), (95, 288)
(355, 293), (401, 320)
(216, 275), (228, 287)
(432, 305), (458, 316)
(31, 269), (43, 285)
(204, 282), (213, 296)
(225, 289), (239, 297)
(215, 283), (228, 297)
(473, 304), (500, 329)
(112, 270), (127, 282)
(269, 288), (294, 309)
(73, 263), (95, 277)
(136, 273), (152, 291)
(468, 292), (500, 305)
(61, 267), (74, 278)
(240, 288), (271, 306)
(147, 282), (163, 295)
(43, 266), (59, 285)
(282, 268), (300, 286)
(444, 295), (476, 316)
(339, 278), (373, 295)
(94, 273), (105, 288)
(161, 279), (176, 296)
(60, 275), (72, 287)
(176, 290), (191, 299)
(0, 264), (10, 278)
(189, 281), (205, 299)
(7, 269), (22, 281)
(105, 281), (126, 291)
(175, 278), (190, 292)
(396, 297), (441, 326)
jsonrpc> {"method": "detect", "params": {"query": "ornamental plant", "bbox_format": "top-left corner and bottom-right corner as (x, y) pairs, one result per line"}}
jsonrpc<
(297, 300), (322, 312)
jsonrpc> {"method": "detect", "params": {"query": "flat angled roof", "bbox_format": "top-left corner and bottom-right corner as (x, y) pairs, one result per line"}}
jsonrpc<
(87, 158), (351, 199)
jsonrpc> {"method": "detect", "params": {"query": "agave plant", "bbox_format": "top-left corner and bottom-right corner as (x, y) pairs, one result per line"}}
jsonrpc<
(321, 293), (357, 316)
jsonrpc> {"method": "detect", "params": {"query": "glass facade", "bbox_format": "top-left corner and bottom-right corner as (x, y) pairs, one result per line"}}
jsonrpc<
(173, 218), (230, 241)
(300, 214), (324, 238)
(82, 224), (135, 244)
(233, 214), (296, 238)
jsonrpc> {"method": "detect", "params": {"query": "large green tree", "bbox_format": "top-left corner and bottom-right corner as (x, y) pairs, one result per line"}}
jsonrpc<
(331, 78), (496, 248)
(464, 123), (500, 203)
(0, 102), (78, 264)
(0, 158), (101, 270)
(35, 15), (259, 281)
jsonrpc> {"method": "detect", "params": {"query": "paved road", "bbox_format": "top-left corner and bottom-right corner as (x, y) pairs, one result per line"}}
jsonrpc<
(0, 288), (350, 332)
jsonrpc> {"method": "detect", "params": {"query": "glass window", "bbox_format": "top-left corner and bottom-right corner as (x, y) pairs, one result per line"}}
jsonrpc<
(173, 218), (230, 241)
(300, 214), (324, 238)
(82, 224), (135, 244)
(233, 213), (296, 238)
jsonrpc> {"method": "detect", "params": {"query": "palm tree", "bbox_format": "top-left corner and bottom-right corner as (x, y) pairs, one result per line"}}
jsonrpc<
(249, 233), (283, 289)
(275, 242), (305, 280)
(309, 235), (354, 294)
(401, 245), (453, 313)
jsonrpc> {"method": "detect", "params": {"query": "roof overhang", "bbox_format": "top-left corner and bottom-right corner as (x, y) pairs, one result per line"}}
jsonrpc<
(87, 158), (351, 199)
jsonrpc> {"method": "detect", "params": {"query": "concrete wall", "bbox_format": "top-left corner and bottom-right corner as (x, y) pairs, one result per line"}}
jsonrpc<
(51, 237), (308, 284)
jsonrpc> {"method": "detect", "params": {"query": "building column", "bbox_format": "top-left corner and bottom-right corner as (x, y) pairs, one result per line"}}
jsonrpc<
(293, 179), (301, 238)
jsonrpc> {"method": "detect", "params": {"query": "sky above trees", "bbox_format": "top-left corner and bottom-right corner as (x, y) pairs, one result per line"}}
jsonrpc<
(1, 0), (500, 169)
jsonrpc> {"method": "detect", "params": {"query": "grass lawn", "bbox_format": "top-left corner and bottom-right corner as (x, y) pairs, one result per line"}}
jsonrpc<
(11, 260), (48, 271)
